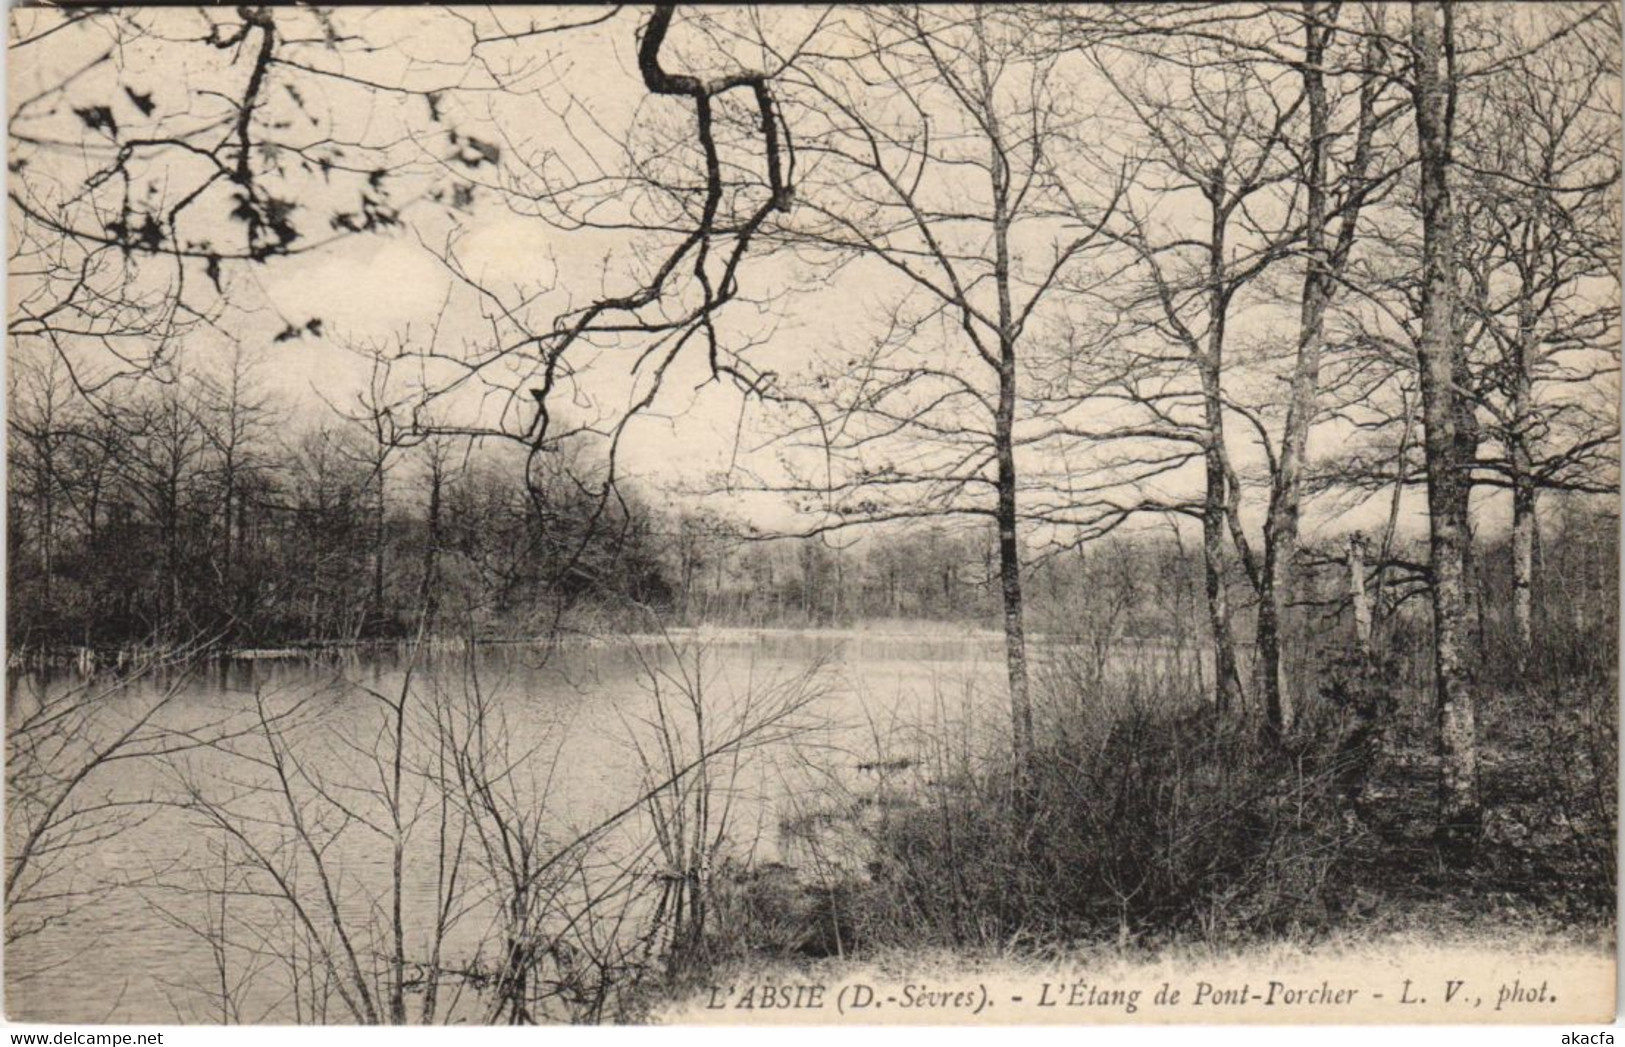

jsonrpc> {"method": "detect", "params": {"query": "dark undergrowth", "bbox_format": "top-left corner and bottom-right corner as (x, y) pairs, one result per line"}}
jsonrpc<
(663, 620), (1616, 984)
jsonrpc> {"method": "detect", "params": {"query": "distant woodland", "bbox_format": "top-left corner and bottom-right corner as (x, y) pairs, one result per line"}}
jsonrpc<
(7, 343), (1615, 655)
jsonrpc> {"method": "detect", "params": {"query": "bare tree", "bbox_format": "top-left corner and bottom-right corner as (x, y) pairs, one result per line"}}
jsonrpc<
(744, 6), (1121, 767)
(1082, 17), (1304, 715)
(197, 342), (280, 629)
(330, 350), (406, 639)
(1452, 12), (1621, 661)
(7, 353), (82, 625)
(1409, 0), (1478, 839)
(1255, 2), (1401, 731)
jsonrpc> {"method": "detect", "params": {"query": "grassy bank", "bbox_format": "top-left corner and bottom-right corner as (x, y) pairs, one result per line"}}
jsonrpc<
(634, 621), (1616, 1017)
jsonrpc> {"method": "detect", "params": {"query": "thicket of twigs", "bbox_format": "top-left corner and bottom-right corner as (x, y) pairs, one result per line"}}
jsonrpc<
(671, 544), (1617, 965)
(5, 620), (833, 1024)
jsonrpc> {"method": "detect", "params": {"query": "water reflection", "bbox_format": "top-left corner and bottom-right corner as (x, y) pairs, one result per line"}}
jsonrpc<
(7, 629), (1013, 1023)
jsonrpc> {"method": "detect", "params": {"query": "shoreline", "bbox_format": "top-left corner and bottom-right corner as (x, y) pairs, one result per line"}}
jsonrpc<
(9, 622), (1210, 669)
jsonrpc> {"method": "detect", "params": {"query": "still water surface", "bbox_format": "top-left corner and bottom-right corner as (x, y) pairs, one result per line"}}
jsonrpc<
(7, 629), (1011, 1023)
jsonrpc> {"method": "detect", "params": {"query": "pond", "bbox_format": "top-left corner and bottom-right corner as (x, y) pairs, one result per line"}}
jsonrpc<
(6, 627), (1019, 1023)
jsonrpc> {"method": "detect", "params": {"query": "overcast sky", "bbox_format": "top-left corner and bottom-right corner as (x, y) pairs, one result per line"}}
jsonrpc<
(9, 4), (1617, 541)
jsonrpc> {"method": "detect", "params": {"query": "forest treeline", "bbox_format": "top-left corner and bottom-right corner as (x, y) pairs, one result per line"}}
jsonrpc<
(9, 345), (1616, 658)
(5, 353), (1057, 647)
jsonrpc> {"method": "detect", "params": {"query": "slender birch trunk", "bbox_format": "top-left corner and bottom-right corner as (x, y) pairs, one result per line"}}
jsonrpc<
(1411, 0), (1479, 839)
(991, 109), (1034, 771)
(1348, 532), (1373, 658)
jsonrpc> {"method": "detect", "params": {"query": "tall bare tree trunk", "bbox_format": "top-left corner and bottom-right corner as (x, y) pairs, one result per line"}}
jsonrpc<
(1411, 0), (1479, 840)
(37, 459), (55, 612)
(996, 380), (1032, 768)
(1511, 479), (1536, 659)
(1260, 4), (1334, 733)
(993, 190), (1034, 772)
(975, 53), (1034, 774)
(418, 446), (445, 630)
(1200, 257), (1246, 717)
(1509, 302), (1538, 665)
(1201, 422), (1246, 717)
(372, 468), (387, 634)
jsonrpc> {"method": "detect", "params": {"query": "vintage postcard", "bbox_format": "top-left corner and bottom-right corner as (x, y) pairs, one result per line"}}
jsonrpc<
(5, 2), (1618, 1029)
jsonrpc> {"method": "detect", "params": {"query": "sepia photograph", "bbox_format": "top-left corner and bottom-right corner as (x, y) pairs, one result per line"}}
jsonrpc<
(4, 1), (1620, 1030)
